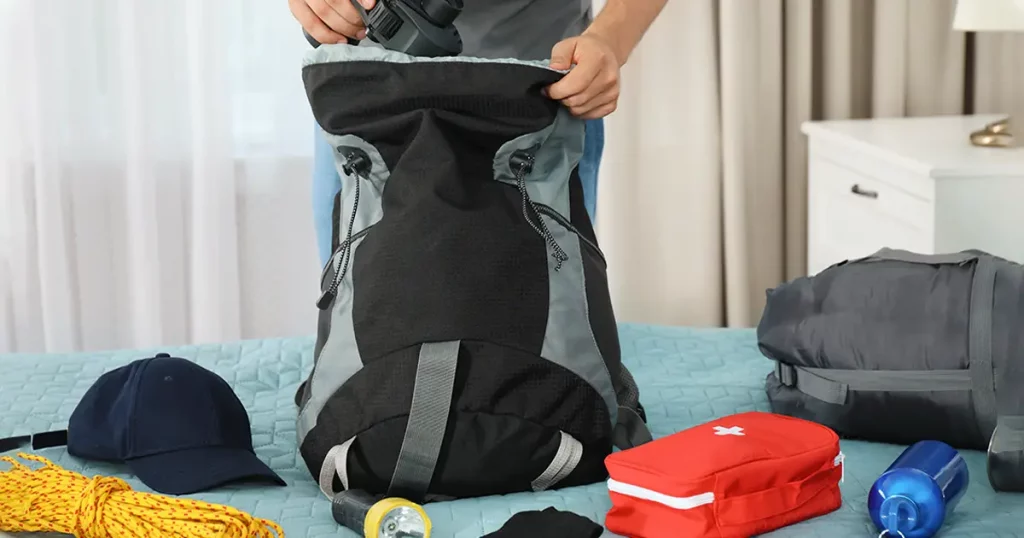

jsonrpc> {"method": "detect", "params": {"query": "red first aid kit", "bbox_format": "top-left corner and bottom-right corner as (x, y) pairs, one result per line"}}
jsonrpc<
(605, 411), (844, 538)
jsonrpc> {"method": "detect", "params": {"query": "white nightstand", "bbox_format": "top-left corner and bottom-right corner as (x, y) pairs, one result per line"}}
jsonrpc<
(803, 114), (1024, 275)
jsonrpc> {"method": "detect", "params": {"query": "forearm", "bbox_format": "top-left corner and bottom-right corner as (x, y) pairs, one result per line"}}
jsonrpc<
(584, 0), (668, 66)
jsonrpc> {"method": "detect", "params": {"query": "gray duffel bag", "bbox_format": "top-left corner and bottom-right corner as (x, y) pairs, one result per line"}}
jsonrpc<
(757, 248), (1024, 462)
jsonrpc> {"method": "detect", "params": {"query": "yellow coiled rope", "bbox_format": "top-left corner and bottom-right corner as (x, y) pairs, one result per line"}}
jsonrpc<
(0, 452), (285, 538)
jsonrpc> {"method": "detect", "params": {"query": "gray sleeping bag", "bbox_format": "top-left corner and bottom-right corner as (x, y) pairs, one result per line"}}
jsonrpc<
(757, 248), (1024, 454)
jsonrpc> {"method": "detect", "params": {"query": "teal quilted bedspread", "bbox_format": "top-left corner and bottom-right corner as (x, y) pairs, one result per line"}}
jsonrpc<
(2, 324), (1023, 537)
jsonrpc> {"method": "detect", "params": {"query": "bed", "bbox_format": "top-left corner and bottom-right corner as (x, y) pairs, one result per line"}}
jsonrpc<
(2, 323), (1023, 538)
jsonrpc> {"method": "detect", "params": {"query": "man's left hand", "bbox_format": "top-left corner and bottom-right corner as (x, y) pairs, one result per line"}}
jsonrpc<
(546, 34), (622, 120)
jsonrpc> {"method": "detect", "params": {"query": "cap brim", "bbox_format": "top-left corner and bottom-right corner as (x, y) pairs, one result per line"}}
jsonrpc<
(127, 446), (286, 495)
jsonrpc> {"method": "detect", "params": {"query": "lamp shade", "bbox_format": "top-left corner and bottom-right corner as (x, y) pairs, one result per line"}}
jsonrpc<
(953, 0), (1024, 31)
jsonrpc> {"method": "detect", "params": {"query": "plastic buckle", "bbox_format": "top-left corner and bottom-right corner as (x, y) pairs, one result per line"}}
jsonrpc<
(775, 362), (797, 387)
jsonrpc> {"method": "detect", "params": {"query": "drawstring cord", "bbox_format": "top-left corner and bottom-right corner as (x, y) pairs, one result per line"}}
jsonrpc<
(319, 146), (571, 311)
(512, 151), (569, 270)
(316, 150), (371, 310)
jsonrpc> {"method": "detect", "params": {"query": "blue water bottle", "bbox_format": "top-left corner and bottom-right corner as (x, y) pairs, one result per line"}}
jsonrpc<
(867, 440), (970, 538)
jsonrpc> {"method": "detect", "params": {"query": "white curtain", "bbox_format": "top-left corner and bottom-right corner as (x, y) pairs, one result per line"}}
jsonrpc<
(598, 0), (1024, 328)
(0, 0), (321, 353)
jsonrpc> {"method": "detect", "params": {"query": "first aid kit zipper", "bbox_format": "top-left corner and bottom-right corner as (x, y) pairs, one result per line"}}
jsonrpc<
(317, 148), (374, 310)
(607, 450), (846, 509)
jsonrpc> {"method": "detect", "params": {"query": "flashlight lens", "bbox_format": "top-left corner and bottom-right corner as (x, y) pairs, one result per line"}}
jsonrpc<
(379, 506), (428, 538)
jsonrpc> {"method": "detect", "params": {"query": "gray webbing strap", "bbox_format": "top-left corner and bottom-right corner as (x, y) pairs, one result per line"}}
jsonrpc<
(775, 362), (973, 405)
(319, 436), (355, 498)
(869, 248), (979, 265)
(388, 340), (461, 501)
(824, 248), (980, 273)
(968, 256), (998, 438)
(613, 406), (654, 449)
(531, 431), (583, 492)
(775, 362), (848, 404)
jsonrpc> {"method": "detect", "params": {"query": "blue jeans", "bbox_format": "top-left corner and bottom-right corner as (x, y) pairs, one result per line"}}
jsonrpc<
(312, 119), (605, 266)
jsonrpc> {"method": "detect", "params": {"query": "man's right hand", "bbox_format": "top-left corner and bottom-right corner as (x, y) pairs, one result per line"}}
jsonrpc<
(289, 0), (376, 45)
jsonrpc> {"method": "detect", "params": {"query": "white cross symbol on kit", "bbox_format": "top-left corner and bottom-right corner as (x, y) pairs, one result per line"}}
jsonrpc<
(713, 426), (745, 436)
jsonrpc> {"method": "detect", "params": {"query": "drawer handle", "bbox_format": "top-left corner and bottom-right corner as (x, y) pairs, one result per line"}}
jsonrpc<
(850, 184), (878, 199)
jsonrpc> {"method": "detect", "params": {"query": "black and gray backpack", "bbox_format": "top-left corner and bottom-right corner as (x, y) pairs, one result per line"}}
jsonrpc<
(294, 45), (653, 503)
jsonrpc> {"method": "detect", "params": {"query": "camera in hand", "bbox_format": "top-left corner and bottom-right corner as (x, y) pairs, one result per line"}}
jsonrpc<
(304, 0), (463, 57)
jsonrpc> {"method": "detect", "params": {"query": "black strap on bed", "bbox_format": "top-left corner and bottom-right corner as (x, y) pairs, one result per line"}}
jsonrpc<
(0, 429), (68, 452)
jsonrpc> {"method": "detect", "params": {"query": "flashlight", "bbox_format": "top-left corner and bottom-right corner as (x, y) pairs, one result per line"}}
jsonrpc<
(333, 489), (432, 538)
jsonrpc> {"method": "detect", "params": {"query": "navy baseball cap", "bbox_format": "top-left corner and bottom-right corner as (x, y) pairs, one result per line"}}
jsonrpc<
(67, 353), (286, 495)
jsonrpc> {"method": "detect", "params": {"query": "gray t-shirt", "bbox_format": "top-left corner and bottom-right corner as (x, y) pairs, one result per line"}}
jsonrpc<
(454, 0), (593, 61)
(309, 1), (593, 62)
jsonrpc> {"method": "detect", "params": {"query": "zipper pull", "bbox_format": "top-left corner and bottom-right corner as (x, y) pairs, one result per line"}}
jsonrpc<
(317, 249), (344, 310)
(316, 290), (335, 310)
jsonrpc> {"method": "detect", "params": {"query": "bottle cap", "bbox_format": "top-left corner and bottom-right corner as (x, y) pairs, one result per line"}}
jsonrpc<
(879, 494), (919, 536)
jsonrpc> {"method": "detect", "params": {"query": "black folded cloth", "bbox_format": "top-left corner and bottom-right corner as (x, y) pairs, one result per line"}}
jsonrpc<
(482, 507), (604, 538)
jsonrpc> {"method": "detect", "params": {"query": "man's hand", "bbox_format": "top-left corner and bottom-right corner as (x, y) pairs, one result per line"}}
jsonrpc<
(289, 0), (375, 45)
(546, 0), (668, 119)
(545, 34), (622, 120)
